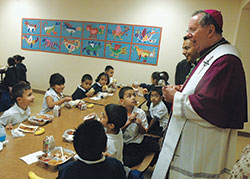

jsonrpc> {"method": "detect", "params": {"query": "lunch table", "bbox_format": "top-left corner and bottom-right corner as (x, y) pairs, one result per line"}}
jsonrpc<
(0, 105), (105, 179)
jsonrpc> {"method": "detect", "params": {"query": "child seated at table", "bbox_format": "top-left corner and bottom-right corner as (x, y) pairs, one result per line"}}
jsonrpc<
(40, 73), (72, 114)
(119, 86), (160, 168)
(71, 74), (94, 100)
(57, 119), (126, 179)
(91, 72), (109, 95)
(0, 81), (34, 129)
(140, 71), (171, 112)
(147, 87), (169, 137)
(100, 103), (127, 162)
(104, 65), (115, 88)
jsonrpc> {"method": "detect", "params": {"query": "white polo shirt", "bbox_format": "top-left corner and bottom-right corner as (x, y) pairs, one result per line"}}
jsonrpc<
(123, 106), (148, 144)
(40, 88), (63, 114)
(106, 129), (124, 162)
(149, 100), (169, 130)
(0, 103), (31, 127)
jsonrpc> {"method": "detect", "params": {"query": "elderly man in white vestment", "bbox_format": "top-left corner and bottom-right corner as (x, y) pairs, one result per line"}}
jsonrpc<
(152, 9), (248, 179)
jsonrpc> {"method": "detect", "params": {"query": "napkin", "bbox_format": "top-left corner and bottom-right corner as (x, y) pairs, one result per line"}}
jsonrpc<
(0, 140), (8, 152)
(20, 150), (44, 165)
(11, 128), (25, 138)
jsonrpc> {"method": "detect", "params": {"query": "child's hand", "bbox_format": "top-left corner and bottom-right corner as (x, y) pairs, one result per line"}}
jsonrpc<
(6, 124), (13, 130)
(135, 118), (142, 125)
(103, 152), (112, 158)
(86, 88), (95, 97)
(102, 85), (108, 91)
(128, 112), (138, 123)
(64, 97), (72, 102)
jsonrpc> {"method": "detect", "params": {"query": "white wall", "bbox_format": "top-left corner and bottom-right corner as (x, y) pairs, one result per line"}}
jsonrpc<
(0, 0), (242, 95)
(235, 3), (250, 133)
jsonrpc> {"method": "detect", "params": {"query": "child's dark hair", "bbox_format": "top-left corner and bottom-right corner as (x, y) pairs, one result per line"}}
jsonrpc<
(13, 55), (25, 62)
(150, 86), (163, 96)
(119, 86), (133, 99)
(7, 57), (16, 66)
(151, 71), (169, 86)
(81, 74), (92, 82)
(95, 72), (109, 85)
(49, 73), (65, 87)
(105, 65), (114, 72)
(12, 81), (31, 102)
(105, 104), (127, 134)
(73, 119), (107, 161)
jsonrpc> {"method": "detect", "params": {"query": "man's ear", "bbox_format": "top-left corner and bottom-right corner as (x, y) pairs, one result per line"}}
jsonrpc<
(207, 24), (215, 38)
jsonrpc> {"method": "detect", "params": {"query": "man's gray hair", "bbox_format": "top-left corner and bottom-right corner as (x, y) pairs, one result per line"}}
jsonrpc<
(192, 10), (223, 34)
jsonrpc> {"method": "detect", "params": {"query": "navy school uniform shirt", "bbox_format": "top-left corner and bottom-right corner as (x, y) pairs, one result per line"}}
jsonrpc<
(72, 85), (88, 100)
(57, 157), (126, 179)
(91, 82), (102, 95)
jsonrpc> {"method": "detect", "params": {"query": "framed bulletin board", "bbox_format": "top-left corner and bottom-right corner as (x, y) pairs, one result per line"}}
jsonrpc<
(22, 18), (162, 66)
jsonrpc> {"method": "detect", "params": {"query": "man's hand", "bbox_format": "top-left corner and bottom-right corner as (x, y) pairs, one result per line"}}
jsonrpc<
(162, 85), (178, 103)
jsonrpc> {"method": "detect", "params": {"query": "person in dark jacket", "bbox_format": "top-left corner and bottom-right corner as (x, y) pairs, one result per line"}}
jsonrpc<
(13, 55), (27, 82)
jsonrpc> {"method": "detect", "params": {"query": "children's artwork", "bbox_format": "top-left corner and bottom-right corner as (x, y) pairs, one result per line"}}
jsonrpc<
(106, 24), (132, 42)
(61, 38), (81, 55)
(82, 40), (105, 57)
(62, 21), (83, 38)
(41, 37), (60, 52)
(133, 26), (161, 46)
(41, 20), (61, 36)
(83, 23), (106, 40)
(22, 35), (40, 50)
(23, 19), (40, 34)
(22, 18), (162, 65)
(131, 45), (158, 64)
(105, 42), (130, 61)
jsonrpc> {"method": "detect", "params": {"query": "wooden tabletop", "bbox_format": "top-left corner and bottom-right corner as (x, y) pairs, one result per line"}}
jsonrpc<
(0, 88), (146, 179)
(0, 105), (105, 179)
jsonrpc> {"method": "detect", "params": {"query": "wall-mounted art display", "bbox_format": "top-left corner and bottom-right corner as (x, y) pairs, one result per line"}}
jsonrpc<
(22, 18), (162, 66)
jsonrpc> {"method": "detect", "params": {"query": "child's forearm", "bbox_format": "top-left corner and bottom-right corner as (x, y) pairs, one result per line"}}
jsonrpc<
(148, 119), (156, 130)
(121, 120), (132, 130)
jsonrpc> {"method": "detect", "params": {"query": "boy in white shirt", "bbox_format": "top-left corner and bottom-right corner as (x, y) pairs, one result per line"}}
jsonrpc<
(100, 103), (127, 162)
(119, 86), (160, 168)
(0, 81), (35, 129)
(148, 87), (169, 137)
(105, 65), (116, 88)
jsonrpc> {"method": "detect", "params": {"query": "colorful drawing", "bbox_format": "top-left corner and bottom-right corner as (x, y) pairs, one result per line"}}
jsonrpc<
(133, 45), (156, 62)
(24, 20), (39, 33)
(86, 24), (105, 38)
(82, 41), (102, 56)
(134, 28), (158, 43)
(62, 39), (80, 53)
(107, 25), (130, 40)
(42, 38), (60, 50)
(106, 43), (127, 58)
(23, 35), (39, 48)
(42, 22), (60, 35)
(63, 22), (81, 37)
